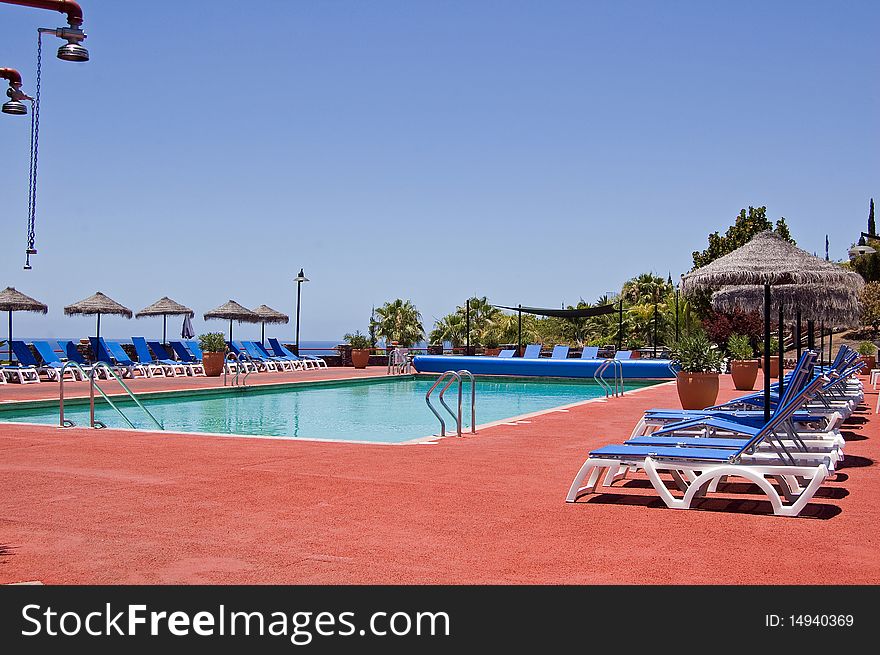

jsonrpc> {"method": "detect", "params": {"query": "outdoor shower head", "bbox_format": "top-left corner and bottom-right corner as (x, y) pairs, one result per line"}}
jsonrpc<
(57, 40), (88, 61)
(1, 68), (30, 115)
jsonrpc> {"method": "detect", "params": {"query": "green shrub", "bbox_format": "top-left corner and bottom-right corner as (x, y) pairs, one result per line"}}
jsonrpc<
(727, 333), (754, 360)
(344, 331), (372, 350)
(670, 331), (724, 373)
(198, 332), (227, 354)
(858, 341), (876, 356)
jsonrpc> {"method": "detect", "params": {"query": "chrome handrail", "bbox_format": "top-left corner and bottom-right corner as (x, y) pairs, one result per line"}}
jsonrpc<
(426, 370), (458, 436)
(457, 369), (476, 434)
(593, 360), (611, 397)
(438, 371), (463, 437)
(59, 360), (163, 430)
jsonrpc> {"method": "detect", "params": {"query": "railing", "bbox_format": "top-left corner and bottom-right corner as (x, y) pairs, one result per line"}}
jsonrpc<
(387, 348), (412, 375)
(425, 369), (476, 437)
(59, 361), (164, 431)
(593, 359), (624, 398)
(224, 352), (253, 387)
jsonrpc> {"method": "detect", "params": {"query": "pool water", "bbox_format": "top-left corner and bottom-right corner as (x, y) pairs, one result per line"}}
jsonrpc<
(0, 377), (659, 443)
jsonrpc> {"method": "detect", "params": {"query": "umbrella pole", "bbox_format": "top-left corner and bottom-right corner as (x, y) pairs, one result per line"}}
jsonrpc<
(261, 322), (265, 346)
(763, 284), (771, 422)
(778, 304), (784, 396)
(229, 319), (233, 343)
(829, 328), (833, 363)
(795, 309), (801, 364)
(807, 320), (815, 350)
(819, 322), (825, 366)
(96, 313), (101, 341)
(163, 315), (167, 346)
(517, 305), (522, 356)
(8, 310), (12, 364)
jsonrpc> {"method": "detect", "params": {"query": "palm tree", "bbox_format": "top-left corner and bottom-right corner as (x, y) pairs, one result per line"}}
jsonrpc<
(375, 299), (425, 347)
(622, 273), (672, 305)
(429, 312), (466, 347)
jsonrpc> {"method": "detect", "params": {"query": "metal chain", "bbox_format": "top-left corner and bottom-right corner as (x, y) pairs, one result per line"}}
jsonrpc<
(24, 31), (42, 269)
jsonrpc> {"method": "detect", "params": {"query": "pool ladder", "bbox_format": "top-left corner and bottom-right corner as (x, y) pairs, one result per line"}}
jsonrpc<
(425, 369), (476, 437)
(594, 359), (624, 397)
(58, 361), (164, 430)
(387, 348), (411, 375)
(224, 352), (253, 387)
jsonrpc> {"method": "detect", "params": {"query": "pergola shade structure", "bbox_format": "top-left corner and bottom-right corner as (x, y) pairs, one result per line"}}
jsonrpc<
(136, 297), (195, 345)
(64, 292), (132, 341)
(682, 230), (859, 420)
(203, 300), (261, 342)
(252, 304), (290, 345)
(0, 287), (48, 363)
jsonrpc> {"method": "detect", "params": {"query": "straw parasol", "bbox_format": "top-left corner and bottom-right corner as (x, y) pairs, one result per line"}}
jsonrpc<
(203, 300), (260, 341)
(64, 291), (132, 341)
(681, 231), (855, 294)
(682, 230), (861, 419)
(0, 287), (48, 363)
(136, 296), (195, 345)
(252, 304), (290, 345)
(711, 280), (862, 328)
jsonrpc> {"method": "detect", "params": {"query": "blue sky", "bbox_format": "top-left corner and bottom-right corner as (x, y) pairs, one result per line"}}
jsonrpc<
(1, 1), (877, 341)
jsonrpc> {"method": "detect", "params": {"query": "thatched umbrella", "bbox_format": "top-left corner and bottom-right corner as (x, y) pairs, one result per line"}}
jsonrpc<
(135, 296), (195, 345)
(711, 281), (862, 327)
(64, 292), (132, 341)
(252, 304), (290, 345)
(203, 300), (260, 342)
(682, 230), (858, 419)
(0, 287), (48, 363)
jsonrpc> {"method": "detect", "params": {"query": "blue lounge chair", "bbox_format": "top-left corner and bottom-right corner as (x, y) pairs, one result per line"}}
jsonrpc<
(148, 340), (204, 376)
(614, 350), (632, 360)
(522, 344), (542, 359)
(128, 337), (172, 377)
(92, 337), (148, 378)
(236, 341), (279, 372)
(567, 375), (834, 517)
(185, 340), (204, 361)
(5, 341), (42, 384)
(550, 345), (570, 359)
(267, 338), (316, 370)
(226, 342), (262, 373)
(498, 349), (516, 358)
(170, 340), (201, 365)
(580, 346), (599, 359)
(248, 341), (296, 371)
(32, 340), (86, 381)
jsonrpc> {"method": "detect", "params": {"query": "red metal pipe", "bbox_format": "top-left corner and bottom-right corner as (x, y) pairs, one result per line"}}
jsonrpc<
(0, 1), (84, 26)
(0, 68), (24, 86)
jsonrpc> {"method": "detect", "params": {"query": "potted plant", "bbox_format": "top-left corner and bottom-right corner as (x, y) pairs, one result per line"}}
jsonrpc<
(481, 330), (501, 357)
(670, 331), (723, 410)
(857, 341), (876, 372)
(627, 336), (644, 359)
(198, 332), (227, 377)
(727, 332), (759, 390)
(760, 336), (781, 378)
(344, 331), (372, 369)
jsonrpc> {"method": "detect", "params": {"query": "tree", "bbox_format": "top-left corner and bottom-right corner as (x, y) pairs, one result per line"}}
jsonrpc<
(374, 299), (424, 347)
(429, 296), (499, 346)
(692, 206), (795, 269)
(870, 198), (876, 237)
(860, 282), (880, 335)
(429, 312), (466, 347)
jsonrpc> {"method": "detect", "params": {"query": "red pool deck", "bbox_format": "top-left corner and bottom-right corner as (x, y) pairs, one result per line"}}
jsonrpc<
(0, 370), (878, 584)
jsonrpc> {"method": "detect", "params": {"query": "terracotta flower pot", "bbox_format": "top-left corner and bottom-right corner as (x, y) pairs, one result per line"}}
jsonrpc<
(351, 348), (371, 369)
(630, 350), (641, 359)
(202, 351), (225, 377)
(676, 372), (720, 410)
(484, 347), (501, 357)
(730, 359), (759, 391)
(860, 355), (876, 372)
(761, 357), (780, 379)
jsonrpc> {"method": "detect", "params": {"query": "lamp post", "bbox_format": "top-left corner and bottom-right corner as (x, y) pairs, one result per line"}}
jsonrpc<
(293, 268), (309, 355)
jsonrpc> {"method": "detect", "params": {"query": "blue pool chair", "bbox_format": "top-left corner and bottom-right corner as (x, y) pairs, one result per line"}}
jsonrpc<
(30, 340), (85, 381)
(550, 345), (570, 359)
(267, 338), (317, 370)
(129, 337), (173, 377)
(567, 375), (834, 517)
(92, 337), (148, 378)
(498, 349), (516, 358)
(522, 344), (543, 359)
(185, 340), (206, 361)
(170, 340), (202, 365)
(248, 341), (296, 371)
(148, 340), (204, 376)
(614, 350), (632, 360)
(237, 341), (279, 372)
(5, 341), (42, 384)
(580, 346), (599, 359)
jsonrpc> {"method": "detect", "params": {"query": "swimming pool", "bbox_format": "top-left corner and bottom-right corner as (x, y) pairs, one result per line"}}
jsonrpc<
(0, 376), (662, 443)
